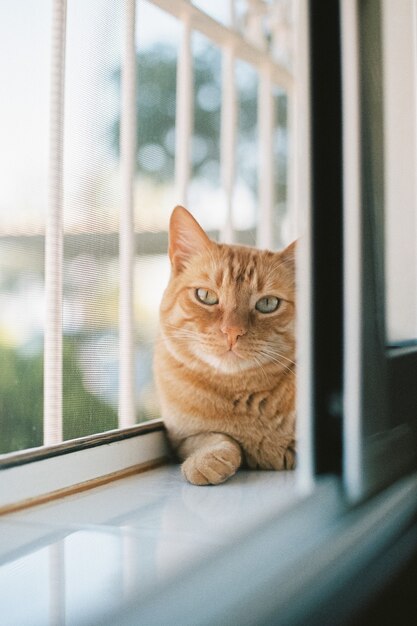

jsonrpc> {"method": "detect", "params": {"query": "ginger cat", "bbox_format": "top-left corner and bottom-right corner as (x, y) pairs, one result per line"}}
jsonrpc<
(154, 206), (296, 485)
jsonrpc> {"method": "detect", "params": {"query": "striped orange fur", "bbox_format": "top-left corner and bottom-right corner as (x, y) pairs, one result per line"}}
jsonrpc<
(154, 206), (296, 485)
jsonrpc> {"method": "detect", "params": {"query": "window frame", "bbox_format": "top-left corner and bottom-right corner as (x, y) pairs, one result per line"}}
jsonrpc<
(342, 0), (417, 502)
(2, 2), (417, 623)
(2, 0), (416, 513)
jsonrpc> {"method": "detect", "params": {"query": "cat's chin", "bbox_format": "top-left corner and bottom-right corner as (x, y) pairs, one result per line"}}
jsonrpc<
(194, 348), (255, 374)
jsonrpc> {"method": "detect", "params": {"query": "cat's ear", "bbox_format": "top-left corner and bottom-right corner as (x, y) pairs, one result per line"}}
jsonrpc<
(280, 240), (297, 275)
(282, 240), (297, 260)
(169, 206), (212, 273)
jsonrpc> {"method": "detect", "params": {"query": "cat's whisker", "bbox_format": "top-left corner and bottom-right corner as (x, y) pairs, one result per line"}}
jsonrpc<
(256, 346), (296, 367)
(257, 350), (295, 376)
(253, 340), (296, 364)
(252, 355), (272, 385)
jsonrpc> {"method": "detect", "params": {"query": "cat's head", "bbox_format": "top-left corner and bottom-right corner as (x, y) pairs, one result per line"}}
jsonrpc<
(160, 206), (296, 375)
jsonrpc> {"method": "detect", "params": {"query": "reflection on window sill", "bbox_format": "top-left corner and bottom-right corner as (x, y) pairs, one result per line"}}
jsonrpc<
(0, 465), (301, 625)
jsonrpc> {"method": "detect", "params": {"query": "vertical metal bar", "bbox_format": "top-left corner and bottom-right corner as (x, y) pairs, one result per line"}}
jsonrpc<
(294, 0), (315, 492)
(220, 44), (236, 243)
(44, 0), (67, 446)
(257, 63), (274, 249)
(286, 88), (298, 242)
(175, 12), (193, 206)
(286, 0), (299, 243)
(341, 0), (362, 501)
(119, 0), (137, 429)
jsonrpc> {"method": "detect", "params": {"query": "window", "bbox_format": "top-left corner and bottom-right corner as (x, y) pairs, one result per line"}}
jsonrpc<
(342, 0), (417, 500)
(0, 0), (296, 490)
(1, 1), (417, 624)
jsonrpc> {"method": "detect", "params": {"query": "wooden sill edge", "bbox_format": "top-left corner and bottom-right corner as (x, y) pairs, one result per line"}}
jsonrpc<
(0, 456), (169, 517)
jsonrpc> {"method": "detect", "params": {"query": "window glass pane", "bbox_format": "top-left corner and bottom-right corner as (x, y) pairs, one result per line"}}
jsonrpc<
(134, 1), (180, 421)
(0, 1), (50, 453)
(62, 0), (122, 439)
(189, 33), (223, 235)
(135, 0), (179, 228)
(383, 0), (417, 346)
(272, 88), (289, 249)
(234, 59), (258, 244)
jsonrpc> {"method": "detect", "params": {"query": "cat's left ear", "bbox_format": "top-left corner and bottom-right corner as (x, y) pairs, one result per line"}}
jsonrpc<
(282, 240), (296, 260)
(280, 240), (297, 274)
(169, 205), (212, 273)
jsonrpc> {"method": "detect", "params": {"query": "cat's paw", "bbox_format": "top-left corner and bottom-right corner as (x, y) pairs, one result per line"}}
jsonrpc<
(181, 442), (242, 486)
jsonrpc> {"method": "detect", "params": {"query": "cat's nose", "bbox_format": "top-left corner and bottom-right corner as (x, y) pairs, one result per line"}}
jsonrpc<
(221, 325), (246, 349)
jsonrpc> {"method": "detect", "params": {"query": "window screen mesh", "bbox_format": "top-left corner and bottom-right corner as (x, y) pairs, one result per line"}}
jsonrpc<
(0, 0), (290, 455)
(133, 2), (180, 421)
(0, 1), (50, 453)
(189, 33), (222, 236)
(62, 0), (122, 439)
(235, 59), (258, 244)
(272, 89), (289, 249)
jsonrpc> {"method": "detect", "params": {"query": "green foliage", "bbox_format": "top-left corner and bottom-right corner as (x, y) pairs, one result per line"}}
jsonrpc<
(62, 339), (117, 441)
(0, 339), (117, 455)
(111, 44), (259, 186)
(0, 344), (43, 454)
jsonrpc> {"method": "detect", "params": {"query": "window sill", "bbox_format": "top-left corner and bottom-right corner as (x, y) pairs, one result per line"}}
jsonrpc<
(0, 464), (303, 626)
(2, 458), (417, 626)
(0, 420), (168, 514)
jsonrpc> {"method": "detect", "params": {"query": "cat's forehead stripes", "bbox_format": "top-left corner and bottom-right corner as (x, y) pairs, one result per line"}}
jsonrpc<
(214, 245), (278, 292)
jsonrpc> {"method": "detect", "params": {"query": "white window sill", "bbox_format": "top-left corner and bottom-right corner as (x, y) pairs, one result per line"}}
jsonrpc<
(2, 458), (416, 626)
(0, 464), (301, 626)
(0, 422), (168, 514)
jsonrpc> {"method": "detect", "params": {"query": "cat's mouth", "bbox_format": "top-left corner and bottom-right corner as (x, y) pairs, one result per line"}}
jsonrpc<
(223, 347), (244, 359)
(192, 343), (254, 373)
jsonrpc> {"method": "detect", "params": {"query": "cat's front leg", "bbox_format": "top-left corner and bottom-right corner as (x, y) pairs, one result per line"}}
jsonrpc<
(177, 433), (242, 486)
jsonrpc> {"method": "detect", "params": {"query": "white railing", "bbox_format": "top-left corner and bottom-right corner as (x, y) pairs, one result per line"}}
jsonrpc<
(119, 0), (137, 429)
(175, 12), (193, 206)
(43, 0), (296, 445)
(44, 0), (67, 446)
(256, 62), (274, 249)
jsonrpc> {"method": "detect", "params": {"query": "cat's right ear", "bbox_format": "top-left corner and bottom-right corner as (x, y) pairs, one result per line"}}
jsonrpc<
(169, 206), (211, 273)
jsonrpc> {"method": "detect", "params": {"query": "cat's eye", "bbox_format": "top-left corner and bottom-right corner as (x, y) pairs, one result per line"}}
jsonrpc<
(255, 296), (280, 314)
(195, 288), (219, 305)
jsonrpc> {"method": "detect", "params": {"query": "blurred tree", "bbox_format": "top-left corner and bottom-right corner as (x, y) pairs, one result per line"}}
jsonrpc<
(62, 338), (117, 441)
(0, 344), (43, 454)
(111, 44), (262, 191)
(0, 340), (117, 454)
